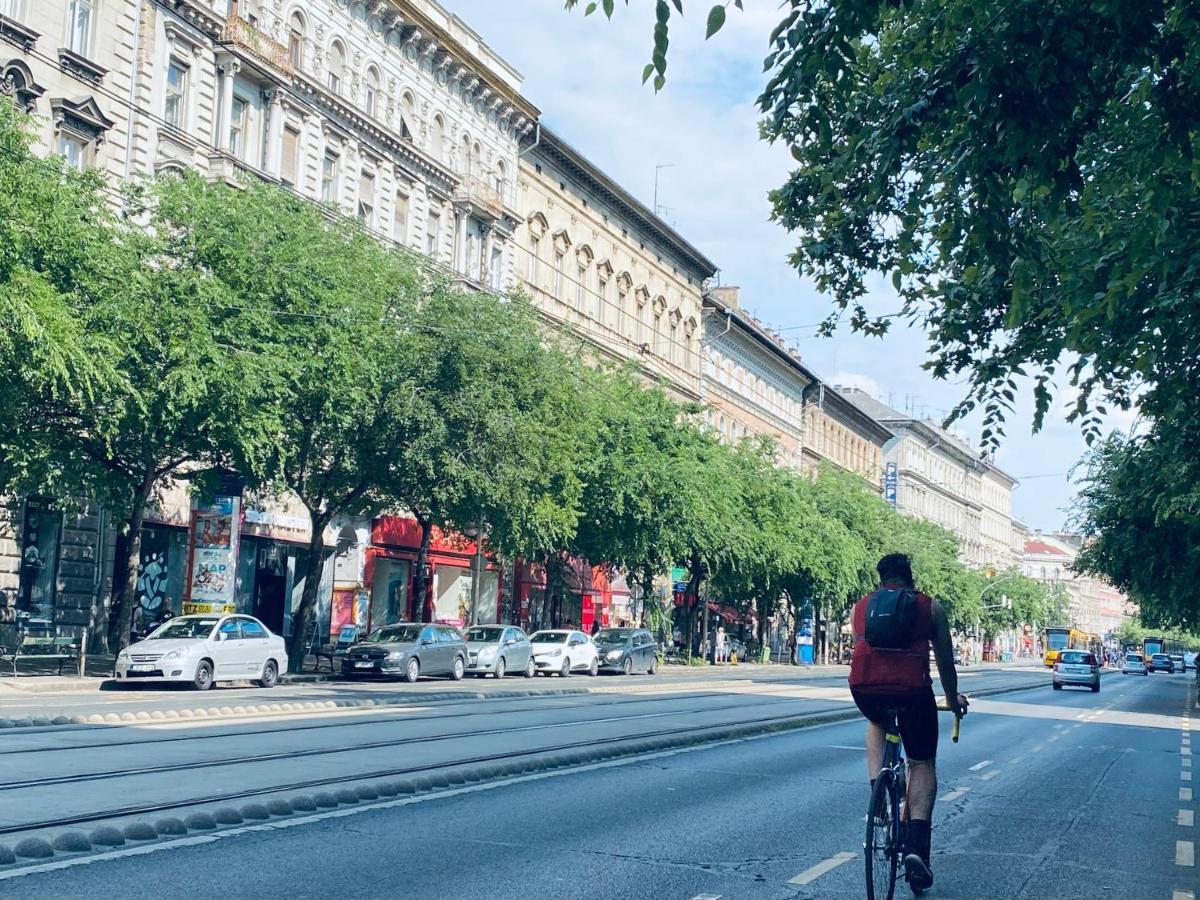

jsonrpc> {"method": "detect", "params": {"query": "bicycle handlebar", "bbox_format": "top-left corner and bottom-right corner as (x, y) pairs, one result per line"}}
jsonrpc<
(935, 695), (967, 743)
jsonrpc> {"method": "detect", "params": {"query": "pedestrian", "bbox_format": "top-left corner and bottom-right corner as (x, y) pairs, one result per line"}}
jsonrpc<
(716, 625), (727, 664)
(591, 618), (600, 636)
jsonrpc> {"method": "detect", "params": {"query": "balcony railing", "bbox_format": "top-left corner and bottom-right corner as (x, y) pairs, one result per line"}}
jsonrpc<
(454, 175), (504, 218)
(220, 15), (293, 79)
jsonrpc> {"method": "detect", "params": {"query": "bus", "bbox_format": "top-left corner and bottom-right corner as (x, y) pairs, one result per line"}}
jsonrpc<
(1044, 626), (1090, 667)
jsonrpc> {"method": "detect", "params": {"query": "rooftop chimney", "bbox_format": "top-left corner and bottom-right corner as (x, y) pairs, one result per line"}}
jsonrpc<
(709, 285), (740, 308)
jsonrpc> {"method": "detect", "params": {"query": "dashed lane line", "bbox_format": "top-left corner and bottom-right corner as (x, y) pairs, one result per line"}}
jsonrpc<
(1182, 788), (1193, 802)
(1184, 758), (1192, 769)
(1009, 756), (1025, 765)
(1176, 840), (1195, 867)
(969, 760), (993, 771)
(690, 895), (722, 899)
(787, 852), (858, 885)
(1171, 890), (1194, 900)
(940, 787), (970, 803)
(1032, 744), (1046, 753)
(1182, 771), (1192, 782)
(1179, 809), (1194, 827)
(979, 770), (999, 781)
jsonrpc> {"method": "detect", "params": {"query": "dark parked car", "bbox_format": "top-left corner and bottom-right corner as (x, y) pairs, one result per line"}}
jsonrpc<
(342, 623), (467, 682)
(1149, 653), (1175, 674)
(593, 627), (657, 675)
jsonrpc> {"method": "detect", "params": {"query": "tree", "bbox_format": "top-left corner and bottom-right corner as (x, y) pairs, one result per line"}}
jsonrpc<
(568, 1), (1200, 448)
(153, 174), (422, 671)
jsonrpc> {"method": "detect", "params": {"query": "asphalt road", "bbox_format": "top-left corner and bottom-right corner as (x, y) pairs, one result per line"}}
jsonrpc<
(1, 666), (1191, 899)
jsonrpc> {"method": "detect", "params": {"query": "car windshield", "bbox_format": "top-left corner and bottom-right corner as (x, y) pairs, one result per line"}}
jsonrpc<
(466, 627), (505, 642)
(531, 632), (567, 644)
(1125, 655), (1143, 664)
(366, 625), (422, 643)
(1060, 651), (1090, 664)
(1153, 654), (1169, 661)
(1047, 631), (1070, 650)
(594, 629), (633, 643)
(148, 618), (218, 640)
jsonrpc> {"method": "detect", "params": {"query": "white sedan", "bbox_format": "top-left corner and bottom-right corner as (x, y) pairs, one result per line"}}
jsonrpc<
(529, 629), (598, 677)
(115, 614), (288, 690)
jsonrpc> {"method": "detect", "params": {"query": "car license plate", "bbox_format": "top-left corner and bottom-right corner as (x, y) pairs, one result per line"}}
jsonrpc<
(354, 661), (373, 668)
(129, 664), (152, 673)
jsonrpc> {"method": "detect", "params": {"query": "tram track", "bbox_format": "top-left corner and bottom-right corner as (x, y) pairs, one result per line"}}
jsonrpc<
(0, 700), (853, 836)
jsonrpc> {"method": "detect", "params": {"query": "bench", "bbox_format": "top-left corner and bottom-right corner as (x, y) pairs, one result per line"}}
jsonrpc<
(0, 629), (79, 676)
(313, 624), (359, 673)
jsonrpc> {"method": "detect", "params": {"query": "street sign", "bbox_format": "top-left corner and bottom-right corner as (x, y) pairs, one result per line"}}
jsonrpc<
(884, 461), (898, 505)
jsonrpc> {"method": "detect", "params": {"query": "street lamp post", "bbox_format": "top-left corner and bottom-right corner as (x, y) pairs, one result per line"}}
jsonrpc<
(464, 520), (486, 628)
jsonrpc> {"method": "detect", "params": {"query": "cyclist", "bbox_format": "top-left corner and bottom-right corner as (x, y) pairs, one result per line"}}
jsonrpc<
(849, 553), (969, 893)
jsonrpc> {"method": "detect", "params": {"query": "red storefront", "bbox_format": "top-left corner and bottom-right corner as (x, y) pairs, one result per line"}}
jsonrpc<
(364, 517), (501, 632)
(513, 560), (630, 633)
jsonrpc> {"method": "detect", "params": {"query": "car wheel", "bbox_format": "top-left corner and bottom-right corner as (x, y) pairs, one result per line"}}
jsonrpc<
(494, 657), (506, 679)
(1052, 682), (1062, 691)
(622, 656), (633, 676)
(524, 658), (536, 678)
(193, 660), (214, 692)
(588, 657), (598, 677)
(560, 658), (570, 677)
(647, 655), (657, 675)
(1092, 684), (1100, 693)
(257, 659), (279, 689)
(451, 656), (465, 681)
(404, 658), (420, 683)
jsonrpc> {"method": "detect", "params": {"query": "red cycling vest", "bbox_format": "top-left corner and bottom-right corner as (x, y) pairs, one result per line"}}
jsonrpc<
(848, 587), (935, 694)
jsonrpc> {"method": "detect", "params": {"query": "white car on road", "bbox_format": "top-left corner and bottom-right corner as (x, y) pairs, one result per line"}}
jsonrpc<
(115, 614), (288, 690)
(529, 629), (598, 677)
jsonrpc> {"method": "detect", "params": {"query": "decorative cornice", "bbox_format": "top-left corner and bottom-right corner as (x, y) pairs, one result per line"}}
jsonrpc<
(57, 47), (108, 85)
(0, 12), (39, 52)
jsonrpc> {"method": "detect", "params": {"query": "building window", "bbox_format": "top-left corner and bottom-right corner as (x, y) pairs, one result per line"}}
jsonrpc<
(228, 95), (249, 158)
(575, 265), (586, 313)
(426, 210), (440, 256)
(430, 115), (445, 162)
(57, 132), (87, 170)
(527, 235), (540, 284)
(393, 191), (409, 243)
(490, 247), (503, 291)
(357, 170), (375, 227)
(320, 150), (338, 203)
(597, 275), (609, 326)
(0, 1), (22, 20)
(363, 67), (379, 117)
(287, 12), (306, 69)
(553, 251), (564, 297)
(280, 125), (299, 187)
(493, 160), (506, 203)
(328, 41), (345, 94)
(164, 59), (188, 130)
(65, 0), (94, 57)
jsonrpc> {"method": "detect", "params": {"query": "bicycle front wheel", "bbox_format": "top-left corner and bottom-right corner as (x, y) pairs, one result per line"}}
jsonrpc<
(865, 771), (899, 900)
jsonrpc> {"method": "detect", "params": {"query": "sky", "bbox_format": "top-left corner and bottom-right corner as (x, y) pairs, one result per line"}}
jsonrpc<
(440, 1), (1131, 532)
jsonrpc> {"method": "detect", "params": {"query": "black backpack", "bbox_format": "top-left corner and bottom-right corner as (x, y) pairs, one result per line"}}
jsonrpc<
(864, 588), (918, 650)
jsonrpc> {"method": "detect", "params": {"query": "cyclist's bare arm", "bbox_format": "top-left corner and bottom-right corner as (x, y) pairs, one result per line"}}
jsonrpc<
(930, 600), (968, 717)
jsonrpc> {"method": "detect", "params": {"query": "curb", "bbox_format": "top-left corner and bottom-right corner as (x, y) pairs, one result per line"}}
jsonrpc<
(0, 687), (591, 732)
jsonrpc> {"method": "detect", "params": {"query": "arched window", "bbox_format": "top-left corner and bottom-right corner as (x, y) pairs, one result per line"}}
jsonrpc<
(492, 159), (507, 202)
(327, 40), (346, 94)
(399, 91), (415, 141)
(287, 11), (306, 68)
(460, 133), (472, 176)
(363, 66), (380, 117)
(472, 140), (482, 178)
(430, 114), (445, 161)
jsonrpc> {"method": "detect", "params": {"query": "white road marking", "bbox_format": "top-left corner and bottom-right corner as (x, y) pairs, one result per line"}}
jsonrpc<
(827, 745), (866, 751)
(1179, 809), (1194, 827)
(1009, 756), (1025, 765)
(1177, 841), (1195, 867)
(1048, 735), (1060, 742)
(787, 852), (858, 885)
(1184, 747), (1192, 757)
(1032, 744), (1046, 753)
(969, 760), (993, 771)
(940, 787), (970, 803)
(979, 770), (999, 781)
(1182, 788), (1193, 802)
(1171, 890), (1194, 900)
(691, 895), (722, 899)
(1184, 771), (1193, 782)
(1184, 758), (1192, 769)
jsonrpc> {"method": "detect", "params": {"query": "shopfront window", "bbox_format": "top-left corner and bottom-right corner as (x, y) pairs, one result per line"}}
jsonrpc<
(135, 526), (187, 630)
(433, 564), (471, 625)
(370, 557), (410, 632)
(17, 499), (61, 622)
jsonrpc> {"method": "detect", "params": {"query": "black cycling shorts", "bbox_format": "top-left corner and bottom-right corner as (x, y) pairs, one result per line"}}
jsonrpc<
(851, 687), (939, 762)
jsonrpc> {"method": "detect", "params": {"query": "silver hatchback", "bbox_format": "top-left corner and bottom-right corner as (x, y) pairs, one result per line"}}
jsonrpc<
(464, 625), (534, 678)
(1053, 650), (1100, 693)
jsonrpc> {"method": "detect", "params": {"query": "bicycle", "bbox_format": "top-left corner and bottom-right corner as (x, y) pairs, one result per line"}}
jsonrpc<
(864, 699), (963, 900)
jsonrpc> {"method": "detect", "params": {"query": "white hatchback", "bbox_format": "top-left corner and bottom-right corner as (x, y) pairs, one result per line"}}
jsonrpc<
(529, 629), (599, 677)
(115, 614), (288, 690)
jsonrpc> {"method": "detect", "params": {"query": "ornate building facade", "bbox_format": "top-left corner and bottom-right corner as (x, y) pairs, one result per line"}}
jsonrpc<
(516, 127), (716, 400)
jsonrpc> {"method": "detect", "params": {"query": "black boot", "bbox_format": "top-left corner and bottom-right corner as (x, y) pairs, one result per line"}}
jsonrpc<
(903, 819), (933, 894)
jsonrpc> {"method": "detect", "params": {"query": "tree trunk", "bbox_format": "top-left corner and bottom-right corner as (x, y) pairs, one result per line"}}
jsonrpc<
(685, 552), (702, 662)
(108, 472), (155, 653)
(286, 510), (330, 673)
(412, 516), (433, 622)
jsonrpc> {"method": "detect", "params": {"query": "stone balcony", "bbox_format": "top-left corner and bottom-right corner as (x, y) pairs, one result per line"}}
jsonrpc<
(219, 15), (293, 80)
(453, 175), (504, 220)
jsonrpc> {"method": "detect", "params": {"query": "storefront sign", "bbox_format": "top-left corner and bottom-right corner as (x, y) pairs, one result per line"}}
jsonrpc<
(184, 495), (241, 615)
(884, 462), (898, 506)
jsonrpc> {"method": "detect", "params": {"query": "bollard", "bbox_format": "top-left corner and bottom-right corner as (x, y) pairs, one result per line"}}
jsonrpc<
(78, 630), (87, 679)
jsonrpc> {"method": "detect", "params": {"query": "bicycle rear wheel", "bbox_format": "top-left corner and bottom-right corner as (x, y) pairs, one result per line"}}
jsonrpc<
(865, 771), (899, 900)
